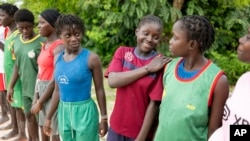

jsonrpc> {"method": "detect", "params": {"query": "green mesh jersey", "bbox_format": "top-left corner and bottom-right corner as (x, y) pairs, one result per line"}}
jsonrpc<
(13, 34), (45, 97)
(154, 58), (224, 141)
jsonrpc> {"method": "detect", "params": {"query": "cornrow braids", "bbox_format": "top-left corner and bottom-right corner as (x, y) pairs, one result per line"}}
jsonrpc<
(55, 14), (85, 37)
(14, 9), (34, 24)
(178, 15), (215, 52)
(137, 14), (163, 32)
(0, 3), (18, 17)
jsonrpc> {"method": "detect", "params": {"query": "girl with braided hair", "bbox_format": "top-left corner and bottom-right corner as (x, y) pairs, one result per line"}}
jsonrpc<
(43, 14), (108, 141)
(154, 15), (229, 141)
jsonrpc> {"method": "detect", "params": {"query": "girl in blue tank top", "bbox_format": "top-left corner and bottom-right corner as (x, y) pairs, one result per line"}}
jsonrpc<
(43, 14), (108, 141)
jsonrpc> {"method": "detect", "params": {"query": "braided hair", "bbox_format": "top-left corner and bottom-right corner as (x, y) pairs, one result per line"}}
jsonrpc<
(178, 15), (215, 52)
(55, 14), (85, 37)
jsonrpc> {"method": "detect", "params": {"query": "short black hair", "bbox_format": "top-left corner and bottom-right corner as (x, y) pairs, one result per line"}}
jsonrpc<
(14, 9), (34, 24)
(137, 14), (163, 32)
(55, 14), (85, 36)
(0, 3), (18, 17)
(178, 15), (215, 52)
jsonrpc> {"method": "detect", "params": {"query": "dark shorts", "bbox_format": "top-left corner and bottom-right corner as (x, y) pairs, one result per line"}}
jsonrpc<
(107, 128), (134, 141)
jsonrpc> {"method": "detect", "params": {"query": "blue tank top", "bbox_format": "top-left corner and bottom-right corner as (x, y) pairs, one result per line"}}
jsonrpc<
(55, 48), (92, 102)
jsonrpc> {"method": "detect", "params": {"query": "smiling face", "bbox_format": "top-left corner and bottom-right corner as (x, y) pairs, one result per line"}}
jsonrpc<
(169, 21), (191, 57)
(59, 25), (82, 52)
(237, 28), (250, 63)
(135, 22), (162, 54)
(37, 15), (54, 37)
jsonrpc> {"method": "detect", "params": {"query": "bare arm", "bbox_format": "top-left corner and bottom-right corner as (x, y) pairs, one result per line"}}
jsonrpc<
(43, 82), (59, 136)
(37, 44), (64, 105)
(208, 75), (229, 137)
(89, 52), (108, 137)
(136, 100), (160, 141)
(7, 64), (20, 102)
(31, 44), (64, 114)
(108, 55), (170, 88)
(46, 82), (59, 120)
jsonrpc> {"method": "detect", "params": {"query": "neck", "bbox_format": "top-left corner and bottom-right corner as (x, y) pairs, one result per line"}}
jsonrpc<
(183, 55), (208, 71)
(135, 46), (155, 58)
(8, 23), (17, 33)
(22, 31), (36, 41)
(46, 32), (58, 43)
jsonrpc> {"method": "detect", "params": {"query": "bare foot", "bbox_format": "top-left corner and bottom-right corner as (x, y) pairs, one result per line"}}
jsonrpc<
(0, 116), (9, 125)
(13, 136), (27, 141)
(0, 129), (18, 140)
(0, 123), (12, 130)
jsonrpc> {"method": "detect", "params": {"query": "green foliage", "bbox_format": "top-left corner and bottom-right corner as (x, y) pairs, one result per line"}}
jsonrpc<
(20, 0), (250, 84)
(210, 51), (250, 84)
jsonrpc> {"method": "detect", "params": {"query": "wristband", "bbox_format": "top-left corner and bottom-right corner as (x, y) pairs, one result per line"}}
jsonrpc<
(101, 115), (108, 120)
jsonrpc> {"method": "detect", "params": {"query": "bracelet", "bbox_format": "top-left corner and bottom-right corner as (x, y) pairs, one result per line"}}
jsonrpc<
(101, 115), (108, 120)
(144, 65), (150, 74)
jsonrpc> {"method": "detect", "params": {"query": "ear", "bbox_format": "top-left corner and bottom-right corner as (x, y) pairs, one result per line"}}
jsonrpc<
(135, 28), (138, 36)
(188, 40), (198, 50)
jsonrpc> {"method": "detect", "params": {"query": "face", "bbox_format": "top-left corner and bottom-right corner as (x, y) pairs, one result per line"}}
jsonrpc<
(0, 9), (13, 27)
(59, 25), (82, 51)
(169, 21), (191, 57)
(135, 22), (161, 53)
(16, 22), (34, 39)
(237, 28), (250, 63)
(37, 15), (54, 37)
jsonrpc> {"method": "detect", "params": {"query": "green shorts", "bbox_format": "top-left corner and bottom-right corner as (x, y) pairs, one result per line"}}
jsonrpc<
(58, 99), (99, 141)
(22, 96), (33, 113)
(11, 90), (23, 108)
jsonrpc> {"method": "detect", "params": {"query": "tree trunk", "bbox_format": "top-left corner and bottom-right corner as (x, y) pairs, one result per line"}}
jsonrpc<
(173, 0), (185, 10)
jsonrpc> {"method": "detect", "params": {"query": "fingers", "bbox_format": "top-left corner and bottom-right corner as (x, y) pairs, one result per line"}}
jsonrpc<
(30, 104), (39, 114)
(7, 96), (13, 103)
(43, 126), (52, 136)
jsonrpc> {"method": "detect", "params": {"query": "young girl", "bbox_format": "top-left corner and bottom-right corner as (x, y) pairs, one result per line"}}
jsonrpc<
(30, 9), (64, 141)
(0, 3), (27, 141)
(208, 27), (250, 141)
(43, 14), (108, 141)
(154, 15), (229, 141)
(105, 15), (170, 141)
(7, 8), (45, 141)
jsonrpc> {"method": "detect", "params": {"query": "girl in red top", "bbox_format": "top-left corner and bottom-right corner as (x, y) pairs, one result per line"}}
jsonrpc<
(30, 9), (64, 141)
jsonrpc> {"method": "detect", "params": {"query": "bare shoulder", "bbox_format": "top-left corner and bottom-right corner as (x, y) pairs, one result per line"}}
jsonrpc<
(53, 44), (65, 55)
(88, 51), (101, 69)
(214, 74), (229, 99)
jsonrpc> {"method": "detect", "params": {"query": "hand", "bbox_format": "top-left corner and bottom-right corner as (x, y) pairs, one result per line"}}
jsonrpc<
(147, 55), (172, 73)
(99, 119), (108, 137)
(30, 100), (42, 114)
(6, 89), (14, 103)
(43, 119), (52, 136)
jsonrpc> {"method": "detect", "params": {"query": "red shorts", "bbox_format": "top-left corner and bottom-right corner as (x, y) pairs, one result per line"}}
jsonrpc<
(0, 73), (6, 91)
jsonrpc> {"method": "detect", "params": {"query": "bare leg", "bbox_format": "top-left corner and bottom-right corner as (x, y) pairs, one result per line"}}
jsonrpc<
(40, 126), (49, 141)
(1, 107), (18, 139)
(0, 91), (9, 124)
(16, 108), (27, 141)
(25, 112), (39, 141)
(52, 135), (60, 141)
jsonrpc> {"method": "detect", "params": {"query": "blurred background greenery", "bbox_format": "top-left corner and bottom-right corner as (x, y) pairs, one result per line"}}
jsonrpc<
(3, 0), (250, 85)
